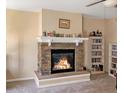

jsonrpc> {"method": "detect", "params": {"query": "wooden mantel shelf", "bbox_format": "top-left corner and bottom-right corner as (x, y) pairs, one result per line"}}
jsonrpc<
(37, 36), (89, 46)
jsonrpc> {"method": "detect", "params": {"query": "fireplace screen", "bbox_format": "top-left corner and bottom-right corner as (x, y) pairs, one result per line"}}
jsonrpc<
(51, 49), (75, 74)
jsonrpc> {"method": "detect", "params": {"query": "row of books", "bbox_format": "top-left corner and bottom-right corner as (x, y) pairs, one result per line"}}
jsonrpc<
(92, 45), (102, 49)
(112, 51), (117, 57)
(92, 64), (103, 71)
(112, 58), (117, 63)
(92, 58), (102, 63)
(112, 45), (117, 50)
(92, 51), (102, 56)
(111, 63), (117, 69)
(92, 39), (102, 43)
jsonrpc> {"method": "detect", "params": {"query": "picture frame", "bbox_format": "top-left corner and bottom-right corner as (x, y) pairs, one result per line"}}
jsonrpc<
(59, 19), (70, 29)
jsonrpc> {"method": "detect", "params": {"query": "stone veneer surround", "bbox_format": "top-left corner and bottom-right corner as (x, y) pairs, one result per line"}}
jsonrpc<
(38, 43), (84, 75)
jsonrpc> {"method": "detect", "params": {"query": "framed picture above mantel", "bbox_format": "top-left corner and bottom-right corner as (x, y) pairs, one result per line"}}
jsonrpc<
(59, 18), (70, 29)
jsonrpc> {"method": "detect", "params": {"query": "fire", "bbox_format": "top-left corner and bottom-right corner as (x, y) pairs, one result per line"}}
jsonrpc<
(54, 56), (71, 69)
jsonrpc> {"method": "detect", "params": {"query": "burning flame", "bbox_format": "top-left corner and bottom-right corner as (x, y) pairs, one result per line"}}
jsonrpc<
(54, 56), (71, 69)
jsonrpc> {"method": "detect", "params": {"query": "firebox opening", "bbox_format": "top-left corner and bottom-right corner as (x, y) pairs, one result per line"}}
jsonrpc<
(51, 49), (75, 74)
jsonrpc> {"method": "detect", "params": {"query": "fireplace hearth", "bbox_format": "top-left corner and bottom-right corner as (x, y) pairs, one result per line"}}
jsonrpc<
(35, 42), (90, 88)
(51, 49), (75, 74)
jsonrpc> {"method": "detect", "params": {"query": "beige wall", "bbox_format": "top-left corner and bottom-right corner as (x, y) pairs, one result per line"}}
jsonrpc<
(104, 18), (117, 72)
(83, 16), (105, 36)
(105, 18), (117, 43)
(42, 9), (83, 34)
(6, 10), (40, 79)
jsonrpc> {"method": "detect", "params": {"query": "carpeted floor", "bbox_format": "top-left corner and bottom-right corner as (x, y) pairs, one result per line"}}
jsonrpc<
(6, 74), (116, 93)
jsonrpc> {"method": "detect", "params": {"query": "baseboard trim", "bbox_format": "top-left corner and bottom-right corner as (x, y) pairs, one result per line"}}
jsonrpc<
(6, 77), (34, 82)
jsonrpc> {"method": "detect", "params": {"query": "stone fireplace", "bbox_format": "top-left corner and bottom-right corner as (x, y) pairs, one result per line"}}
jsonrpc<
(35, 37), (90, 88)
(37, 43), (84, 75)
(51, 49), (75, 74)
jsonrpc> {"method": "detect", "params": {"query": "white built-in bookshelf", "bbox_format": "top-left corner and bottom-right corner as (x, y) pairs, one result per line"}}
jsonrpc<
(109, 43), (117, 78)
(89, 36), (104, 74)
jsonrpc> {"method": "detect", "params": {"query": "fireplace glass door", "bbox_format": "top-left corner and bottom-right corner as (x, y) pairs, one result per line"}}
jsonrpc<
(51, 49), (75, 74)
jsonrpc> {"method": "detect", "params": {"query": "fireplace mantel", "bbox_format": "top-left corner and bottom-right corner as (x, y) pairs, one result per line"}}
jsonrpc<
(37, 36), (88, 46)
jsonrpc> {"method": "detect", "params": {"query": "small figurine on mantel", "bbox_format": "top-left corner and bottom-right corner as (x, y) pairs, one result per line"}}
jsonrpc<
(52, 30), (56, 36)
(89, 29), (102, 37)
(43, 31), (47, 36)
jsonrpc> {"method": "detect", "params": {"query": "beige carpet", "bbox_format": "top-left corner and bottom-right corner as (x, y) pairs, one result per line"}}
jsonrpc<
(6, 74), (116, 93)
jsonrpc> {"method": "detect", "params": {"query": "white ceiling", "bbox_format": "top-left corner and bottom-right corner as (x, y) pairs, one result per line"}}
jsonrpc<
(6, 0), (117, 19)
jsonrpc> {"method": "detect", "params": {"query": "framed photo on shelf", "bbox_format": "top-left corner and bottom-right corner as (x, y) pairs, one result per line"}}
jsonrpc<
(59, 19), (70, 29)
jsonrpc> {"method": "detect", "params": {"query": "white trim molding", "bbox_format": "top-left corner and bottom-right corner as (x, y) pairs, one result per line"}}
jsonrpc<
(37, 36), (89, 46)
(6, 77), (34, 82)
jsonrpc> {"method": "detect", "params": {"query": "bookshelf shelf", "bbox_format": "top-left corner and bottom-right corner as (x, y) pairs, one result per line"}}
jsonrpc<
(109, 43), (117, 78)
